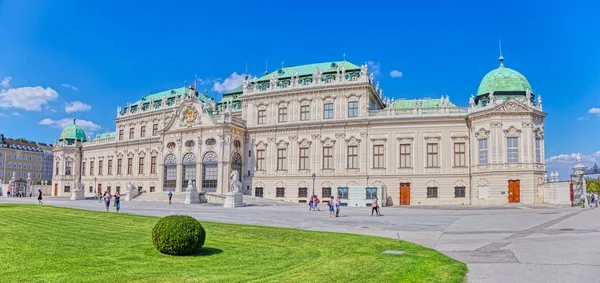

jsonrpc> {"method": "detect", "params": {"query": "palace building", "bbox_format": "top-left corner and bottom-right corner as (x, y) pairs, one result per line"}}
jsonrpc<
(52, 56), (547, 205)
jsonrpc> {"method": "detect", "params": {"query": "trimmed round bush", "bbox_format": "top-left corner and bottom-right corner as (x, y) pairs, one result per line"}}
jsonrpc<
(152, 215), (206, 255)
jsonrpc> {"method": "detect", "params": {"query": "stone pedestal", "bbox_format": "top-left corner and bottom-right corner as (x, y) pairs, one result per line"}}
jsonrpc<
(125, 188), (138, 201)
(70, 190), (85, 200)
(223, 192), (244, 208)
(184, 181), (199, 204)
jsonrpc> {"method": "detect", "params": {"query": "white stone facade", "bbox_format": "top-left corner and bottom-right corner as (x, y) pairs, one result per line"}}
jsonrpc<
(52, 61), (547, 206)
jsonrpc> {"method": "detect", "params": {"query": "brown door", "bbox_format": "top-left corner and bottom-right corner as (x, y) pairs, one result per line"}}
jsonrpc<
(508, 180), (521, 203)
(54, 184), (58, 196)
(400, 183), (411, 205)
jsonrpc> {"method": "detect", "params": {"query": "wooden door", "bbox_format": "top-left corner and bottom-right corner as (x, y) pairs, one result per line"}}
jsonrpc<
(54, 184), (58, 196)
(508, 180), (521, 203)
(400, 183), (411, 205)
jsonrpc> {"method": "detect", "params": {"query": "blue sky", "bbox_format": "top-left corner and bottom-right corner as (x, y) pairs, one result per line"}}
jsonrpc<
(1, 0), (599, 178)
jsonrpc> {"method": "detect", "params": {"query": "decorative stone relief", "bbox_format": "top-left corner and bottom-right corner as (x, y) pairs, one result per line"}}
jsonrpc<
(345, 136), (361, 145)
(474, 128), (490, 139)
(503, 126), (522, 137)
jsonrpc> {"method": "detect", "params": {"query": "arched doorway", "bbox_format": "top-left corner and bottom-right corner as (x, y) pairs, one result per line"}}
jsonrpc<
(163, 154), (176, 192)
(231, 152), (242, 182)
(202, 151), (217, 192)
(181, 153), (197, 191)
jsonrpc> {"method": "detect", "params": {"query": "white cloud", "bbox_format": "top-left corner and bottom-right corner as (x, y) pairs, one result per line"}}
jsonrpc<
(546, 152), (600, 180)
(589, 108), (600, 115)
(12, 112), (19, 116)
(1, 76), (12, 89)
(213, 72), (249, 93)
(60, 84), (79, 91)
(38, 118), (101, 132)
(578, 117), (587, 121)
(50, 108), (57, 113)
(390, 70), (403, 78)
(0, 86), (59, 111)
(64, 101), (91, 113)
(197, 77), (219, 86)
(367, 61), (381, 76)
(0, 113), (7, 117)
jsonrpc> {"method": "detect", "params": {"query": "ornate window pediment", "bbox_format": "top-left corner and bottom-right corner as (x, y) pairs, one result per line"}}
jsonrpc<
(424, 136), (441, 142)
(323, 95), (336, 103)
(396, 137), (414, 143)
(345, 136), (361, 146)
(150, 149), (159, 156)
(321, 137), (336, 146)
(451, 135), (468, 143)
(475, 128), (490, 139)
(503, 126), (522, 137)
(255, 141), (268, 150)
(298, 138), (312, 148)
(345, 93), (361, 100)
(276, 140), (289, 149)
(370, 138), (387, 145)
(298, 97), (312, 105)
(494, 100), (530, 113)
(256, 102), (268, 110)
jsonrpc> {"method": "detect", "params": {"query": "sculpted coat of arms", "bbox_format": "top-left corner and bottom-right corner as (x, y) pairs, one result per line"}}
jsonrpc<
(180, 104), (201, 127)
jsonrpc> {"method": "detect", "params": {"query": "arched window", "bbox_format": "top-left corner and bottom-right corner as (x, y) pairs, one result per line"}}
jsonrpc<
(202, 151), (218, 192)
(181, 153), (196, 191)
(163, 154), (176, 192)
(231, 152), (242, 182)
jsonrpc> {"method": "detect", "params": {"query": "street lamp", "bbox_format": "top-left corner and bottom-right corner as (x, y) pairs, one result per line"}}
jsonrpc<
(94, 177), (97, 200)
(312, 173), (316, 197)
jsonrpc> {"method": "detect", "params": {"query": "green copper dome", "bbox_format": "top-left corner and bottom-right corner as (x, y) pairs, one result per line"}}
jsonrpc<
(476, 57), (533, 96)
(59, 119), (87, 143)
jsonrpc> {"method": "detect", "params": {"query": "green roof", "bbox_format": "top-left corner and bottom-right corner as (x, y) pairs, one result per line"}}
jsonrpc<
(477, 58), (533, 96)
(94, 131), (116, 140)
(130, 87), (213, 107)
(391, 98), (457, 109)
(59, 119), (87, 142)
(224, 61), (362, 95)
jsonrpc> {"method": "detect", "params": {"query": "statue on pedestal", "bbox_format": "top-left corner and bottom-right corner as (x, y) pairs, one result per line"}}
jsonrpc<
(230, 171), (242, 193)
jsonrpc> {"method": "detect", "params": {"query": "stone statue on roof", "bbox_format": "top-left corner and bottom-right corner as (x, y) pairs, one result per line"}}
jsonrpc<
(525, 90), (531, 106)
(313, 67), (322, 83)
(369, 73), (374, 84)
(489, 91), (495, 105)
(360, 63), (368, 77)
(577, 153), (582, 164)
(161, 95), (167, 106)
(537, 95), (542, 110)
(117, 105), (121, 116)
(469, 94), (475, 108)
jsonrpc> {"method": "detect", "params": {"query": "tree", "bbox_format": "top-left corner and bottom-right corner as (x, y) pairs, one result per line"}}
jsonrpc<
(586, 178), (600, 194)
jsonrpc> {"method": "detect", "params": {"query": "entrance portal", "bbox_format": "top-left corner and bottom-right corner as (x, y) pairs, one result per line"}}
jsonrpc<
(54, 184), (58, 196)
(400, 183), (411, 205)
(508, 180), (521, 203)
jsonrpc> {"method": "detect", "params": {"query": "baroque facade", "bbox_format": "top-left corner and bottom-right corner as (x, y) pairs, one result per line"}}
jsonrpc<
(52, 56), (547, 205)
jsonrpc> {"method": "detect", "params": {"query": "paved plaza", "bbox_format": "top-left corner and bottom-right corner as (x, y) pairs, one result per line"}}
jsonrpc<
(2, 197), (598, 282)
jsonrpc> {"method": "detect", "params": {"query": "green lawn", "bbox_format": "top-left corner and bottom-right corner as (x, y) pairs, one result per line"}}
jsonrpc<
(0, 205), (466, 282)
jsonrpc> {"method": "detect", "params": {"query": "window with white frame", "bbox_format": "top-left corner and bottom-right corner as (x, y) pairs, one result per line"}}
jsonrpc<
(535, 138), (541, 163)
(426, 143), (439, 168)
(507, 137), (519, 163)
(277, 149), (287, 170)
(322, 147), (333, 169)
(256, 150), (265, 170)
(300, 105), (310, 121)
(323, 103), (333, 119)
(278, 107), (288, 123)
(257, 110), (266, 124)
(400, 144), (411, 168)
(299, 148), (309, 170)
(454, 143), (466, 167)
(348, 101), (358, 117)
(479, 139), (488, 165)
(373, 145), (384, 168)
(347, 146), (358, 169)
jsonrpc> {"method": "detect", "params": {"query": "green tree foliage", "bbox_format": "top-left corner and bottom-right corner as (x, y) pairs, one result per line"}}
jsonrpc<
(152, 215), (206, 255)
(586, 178), (600, 194)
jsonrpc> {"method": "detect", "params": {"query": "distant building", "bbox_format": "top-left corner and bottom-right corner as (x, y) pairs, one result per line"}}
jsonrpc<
(0, 134), (45, 184)
(37, 143), (54, 182)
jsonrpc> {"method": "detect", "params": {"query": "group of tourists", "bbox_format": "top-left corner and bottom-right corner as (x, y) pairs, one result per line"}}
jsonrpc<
(308, 194), (382, 217)
(100, 189), (121, 213)
(581, 193), (600, 208)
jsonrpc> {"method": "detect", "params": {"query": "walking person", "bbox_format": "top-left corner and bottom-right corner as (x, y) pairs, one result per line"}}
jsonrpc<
(335, 195), (341, 217)
(591, 193), (596, 209)
(103, 189), (112, 212)
(37, 189), (43, 205)
(98, 190), (103, 203)
(168, 190), (173, 204)
(114, 191), (121, 213)
(580, 193), (586, 208)
(328, 196), (335, 218)
(371, 196), (379, 216)
(308, 196), (314, 211)
(313, 195), (320, 211)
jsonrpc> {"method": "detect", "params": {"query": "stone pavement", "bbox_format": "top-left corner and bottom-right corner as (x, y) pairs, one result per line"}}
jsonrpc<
(2, 197), (599, 283)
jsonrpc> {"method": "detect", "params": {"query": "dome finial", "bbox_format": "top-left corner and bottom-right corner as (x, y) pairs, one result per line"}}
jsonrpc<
(73, 118), (76, 125)
(498, 39), (504, 67)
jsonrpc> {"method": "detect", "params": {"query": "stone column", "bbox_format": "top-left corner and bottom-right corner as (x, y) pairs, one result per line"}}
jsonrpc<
(572, 156), (587, 207)
(176, 162), (182, 192)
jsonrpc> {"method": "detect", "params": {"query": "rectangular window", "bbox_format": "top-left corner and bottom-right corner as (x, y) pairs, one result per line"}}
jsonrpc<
(507, 137), (519, 163)
(427, 143), (439, 168)
(427, 187), (438, 198)
(119, 130), (124, 140)
(152, 124), (158, 136)
(276, 187), (285, 198)
(138, 157), (144, 174)
(348, 101), (358, 117)
(300, 105), (310, 121)
(257, 110), (266, 124)
(277, 149), (287, 170)
(323, 103), (333, 119)
(254, 187), (264, 197)
(455, 186), (466, 198)
(322, 187), (332, 198)
(278, 107), (287, 123)
(98, 160), (103, 175)
(127, 158), (133, 174)
(347, 146), (358, 169)
(299, 148), (309, 170)
(298, 187), (308, 198)
(140, 126), (146, 137)
(373, 145), (384, 168)
(117, 159), (122, 175)
(65, 161), (72, 176)
(256, 150), (265, 170)
(129, 128), (134, 139)
(366, 187), (377, 199)
(479, 138), (488, 165)
(337, 187), (349, 199)
(151, 156), (156, 174)
(400, 144), (412, 168)
(90, 161), (94, 176)
(55, 162), (59, 175)
(535, 138), (541, 163)
(64, 186), (71, 193)
(82, 162), (86, 176)
(322, 147), (333, 169)
(454, 143), (466, 167)
(108, 160), (113, 175)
